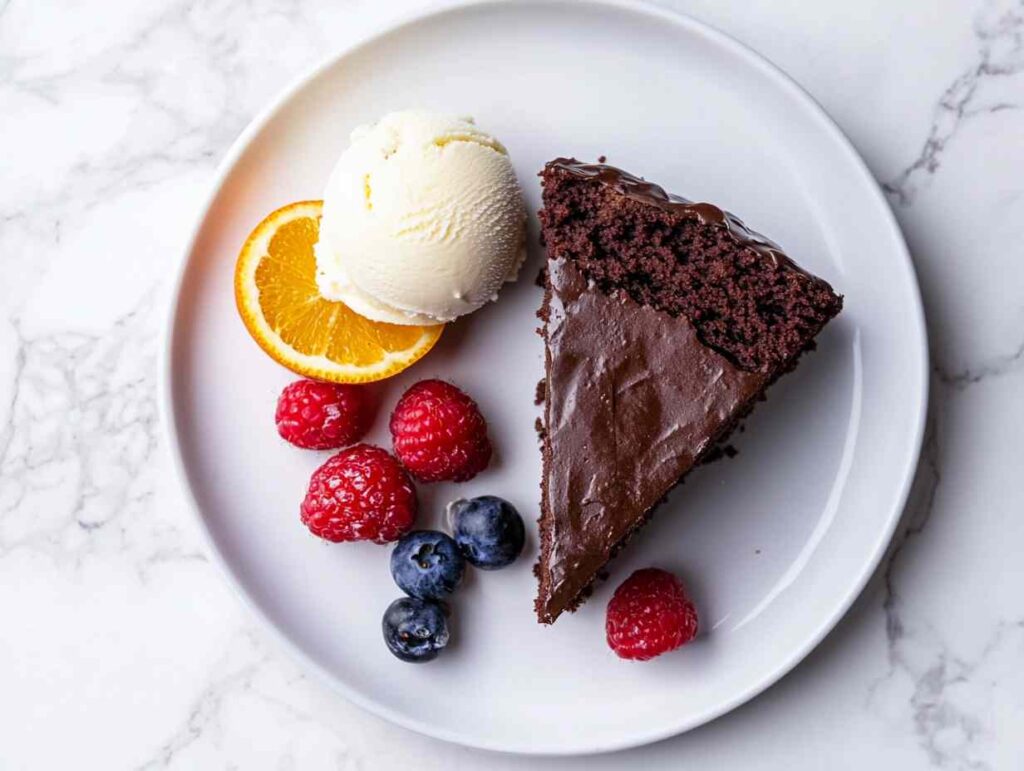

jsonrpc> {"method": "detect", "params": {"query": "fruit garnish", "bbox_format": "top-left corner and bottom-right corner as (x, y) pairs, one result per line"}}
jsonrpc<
(234, 201), (443, 383)
(390, 530), (465, 600)
(389, 379), (492, 482)
(382, 597), (450, 663)
(300, 444), (417, 543)
(605, 568), (699, 661)
(275, 379), (371, 450)
(447, 496), (525, 570)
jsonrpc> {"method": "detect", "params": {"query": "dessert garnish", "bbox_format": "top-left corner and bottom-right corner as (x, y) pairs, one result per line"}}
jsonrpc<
(275, 379), (372, 450)
(448, 496), (525, 570)
(300, 444), (417, 543)
(390, 379), (492, 483)
(235, 201), (442, 383)
(390, 530), (466, 600)
(382, 597), (450, 663)
(382, 497), (524, 663)
(606, 568), (698, 661)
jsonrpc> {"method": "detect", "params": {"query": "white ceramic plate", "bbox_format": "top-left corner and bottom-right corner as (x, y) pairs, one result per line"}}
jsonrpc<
(163, 0), (927, 755)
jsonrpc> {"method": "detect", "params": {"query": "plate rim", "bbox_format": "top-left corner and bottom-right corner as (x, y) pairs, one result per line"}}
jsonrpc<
(159, 0), (929, 755)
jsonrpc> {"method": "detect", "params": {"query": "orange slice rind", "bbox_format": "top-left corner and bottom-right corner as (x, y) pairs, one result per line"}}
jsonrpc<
(234, 201), (443, 383)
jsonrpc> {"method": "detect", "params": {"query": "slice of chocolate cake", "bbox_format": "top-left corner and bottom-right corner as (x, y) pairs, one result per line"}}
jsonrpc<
(535, 159), (843, 624)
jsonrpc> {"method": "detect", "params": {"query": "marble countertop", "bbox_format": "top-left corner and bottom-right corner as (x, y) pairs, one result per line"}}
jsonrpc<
(2, 0), (1022, 768)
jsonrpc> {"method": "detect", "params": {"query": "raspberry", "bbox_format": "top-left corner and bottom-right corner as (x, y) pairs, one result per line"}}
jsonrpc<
(300, 444), (417, 543)
(605, 568), (698, 661)
(275, 379), (371, 450)
(389, 379), (492, 483)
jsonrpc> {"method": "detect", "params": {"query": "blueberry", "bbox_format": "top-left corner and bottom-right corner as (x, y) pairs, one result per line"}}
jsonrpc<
(382, 597), (450, 663)
(390, 530), (465, 600)
(448, 496), (525, 570)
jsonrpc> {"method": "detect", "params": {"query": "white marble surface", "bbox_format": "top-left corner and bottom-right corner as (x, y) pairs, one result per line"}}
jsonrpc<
(1, 0), (1022, 767)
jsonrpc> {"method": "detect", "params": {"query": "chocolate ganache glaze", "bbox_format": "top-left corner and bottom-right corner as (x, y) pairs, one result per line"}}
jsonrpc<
(536, 258), (767, 624)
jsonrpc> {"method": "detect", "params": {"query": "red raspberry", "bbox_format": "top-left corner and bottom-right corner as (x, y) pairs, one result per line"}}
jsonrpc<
(300, 444), (417, 543)
(606, 568), (699, 661)
(389, 379), (492, 483)
(275, 379), (371, 450)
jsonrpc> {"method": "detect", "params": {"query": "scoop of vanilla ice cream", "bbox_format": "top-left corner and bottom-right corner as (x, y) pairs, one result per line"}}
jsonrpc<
(314, 110), (527, 325)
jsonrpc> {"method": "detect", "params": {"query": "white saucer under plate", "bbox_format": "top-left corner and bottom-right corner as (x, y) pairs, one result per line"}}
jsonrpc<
(162, 0), (927, 755)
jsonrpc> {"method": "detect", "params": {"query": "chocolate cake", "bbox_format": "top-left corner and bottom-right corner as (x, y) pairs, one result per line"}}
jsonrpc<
(534, 159), (843, 624)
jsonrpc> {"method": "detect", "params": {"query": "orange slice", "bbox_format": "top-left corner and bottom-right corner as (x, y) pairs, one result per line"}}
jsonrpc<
(234, 201), (443, 383)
